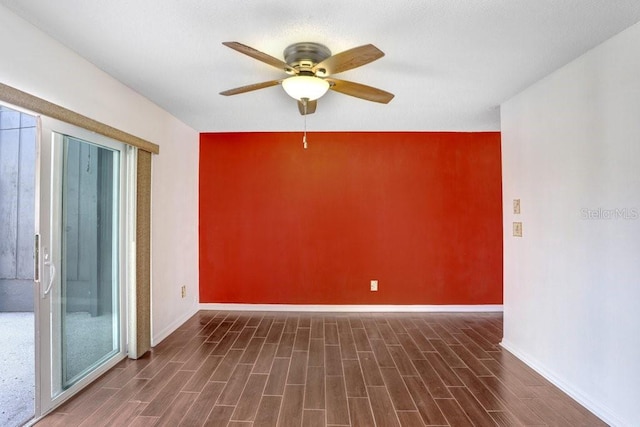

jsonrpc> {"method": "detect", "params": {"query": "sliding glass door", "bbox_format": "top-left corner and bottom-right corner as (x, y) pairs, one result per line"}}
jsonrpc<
(36, 117), (132, 415)
(60, 136), (121, 388)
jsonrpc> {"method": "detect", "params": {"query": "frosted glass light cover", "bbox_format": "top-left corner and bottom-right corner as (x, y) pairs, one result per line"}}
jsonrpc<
(282, 76), (330, 101)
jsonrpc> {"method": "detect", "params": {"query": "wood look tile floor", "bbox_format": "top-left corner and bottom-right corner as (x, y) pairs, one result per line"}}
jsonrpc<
(35, 311), (607, 426)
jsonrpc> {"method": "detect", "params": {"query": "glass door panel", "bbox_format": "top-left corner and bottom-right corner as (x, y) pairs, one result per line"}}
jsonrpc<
(37, 117), (130, 416)
(59, 137), (120, 390)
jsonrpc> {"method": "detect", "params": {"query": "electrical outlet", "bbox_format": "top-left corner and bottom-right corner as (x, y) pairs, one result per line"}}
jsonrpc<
(181, 285), (186, 298)
(370, 280), (378, 292)
(513, 199), (521, 214)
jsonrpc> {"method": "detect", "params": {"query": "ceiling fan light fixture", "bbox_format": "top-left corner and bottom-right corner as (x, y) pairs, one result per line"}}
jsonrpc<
(282, 75), (330, 101)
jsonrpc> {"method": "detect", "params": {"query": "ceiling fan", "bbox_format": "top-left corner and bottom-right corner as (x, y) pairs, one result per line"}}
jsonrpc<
(219, 41), (394, 115)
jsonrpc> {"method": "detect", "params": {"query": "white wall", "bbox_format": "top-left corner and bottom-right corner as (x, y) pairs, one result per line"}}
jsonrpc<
(0, 5), (200, 345)
(501, 22), (640, 427)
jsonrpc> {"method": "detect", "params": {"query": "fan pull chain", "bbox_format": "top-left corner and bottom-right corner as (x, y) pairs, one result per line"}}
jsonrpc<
(302, 98), (308, 149)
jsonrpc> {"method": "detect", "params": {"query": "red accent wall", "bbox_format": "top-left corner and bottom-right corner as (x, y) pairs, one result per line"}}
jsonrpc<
(199, 132), (502, 305)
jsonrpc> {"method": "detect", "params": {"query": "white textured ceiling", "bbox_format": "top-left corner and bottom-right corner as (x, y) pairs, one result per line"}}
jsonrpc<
(2, 0), (640, 132)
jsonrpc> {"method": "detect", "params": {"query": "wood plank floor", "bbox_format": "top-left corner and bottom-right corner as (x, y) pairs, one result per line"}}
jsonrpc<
(35, 311), (607, 426)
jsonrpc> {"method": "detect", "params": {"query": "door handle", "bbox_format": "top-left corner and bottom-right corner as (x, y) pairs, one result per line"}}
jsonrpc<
(42, 252), (56, 298)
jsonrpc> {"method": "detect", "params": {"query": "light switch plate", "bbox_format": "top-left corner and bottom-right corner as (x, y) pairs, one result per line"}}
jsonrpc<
(513, 222), (523, 237)
(513, 199), (521, 214)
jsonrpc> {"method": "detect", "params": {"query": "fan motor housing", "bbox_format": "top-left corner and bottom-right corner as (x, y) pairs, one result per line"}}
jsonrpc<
(283, 42), (331, 70)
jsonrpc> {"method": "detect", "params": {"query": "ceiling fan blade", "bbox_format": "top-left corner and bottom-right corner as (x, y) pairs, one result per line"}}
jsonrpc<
(326, 78), (394, 104)
(313, 44), (384, 76)
(297, 99), (317, 115)
(222, 42), (293, 72)
(219, 80), (281, 96)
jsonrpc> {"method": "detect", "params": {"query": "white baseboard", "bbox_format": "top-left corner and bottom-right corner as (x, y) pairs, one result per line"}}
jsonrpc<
(500, 339), (621, 427)
(151, 304), (199, 346)
(198, 303), (503, 313)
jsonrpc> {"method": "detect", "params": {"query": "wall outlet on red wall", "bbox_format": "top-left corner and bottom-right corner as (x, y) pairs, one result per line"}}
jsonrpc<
(371, 280), (378, 291)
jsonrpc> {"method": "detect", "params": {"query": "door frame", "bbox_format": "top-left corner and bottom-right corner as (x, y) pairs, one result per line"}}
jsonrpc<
(0, 90), (147, 423)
